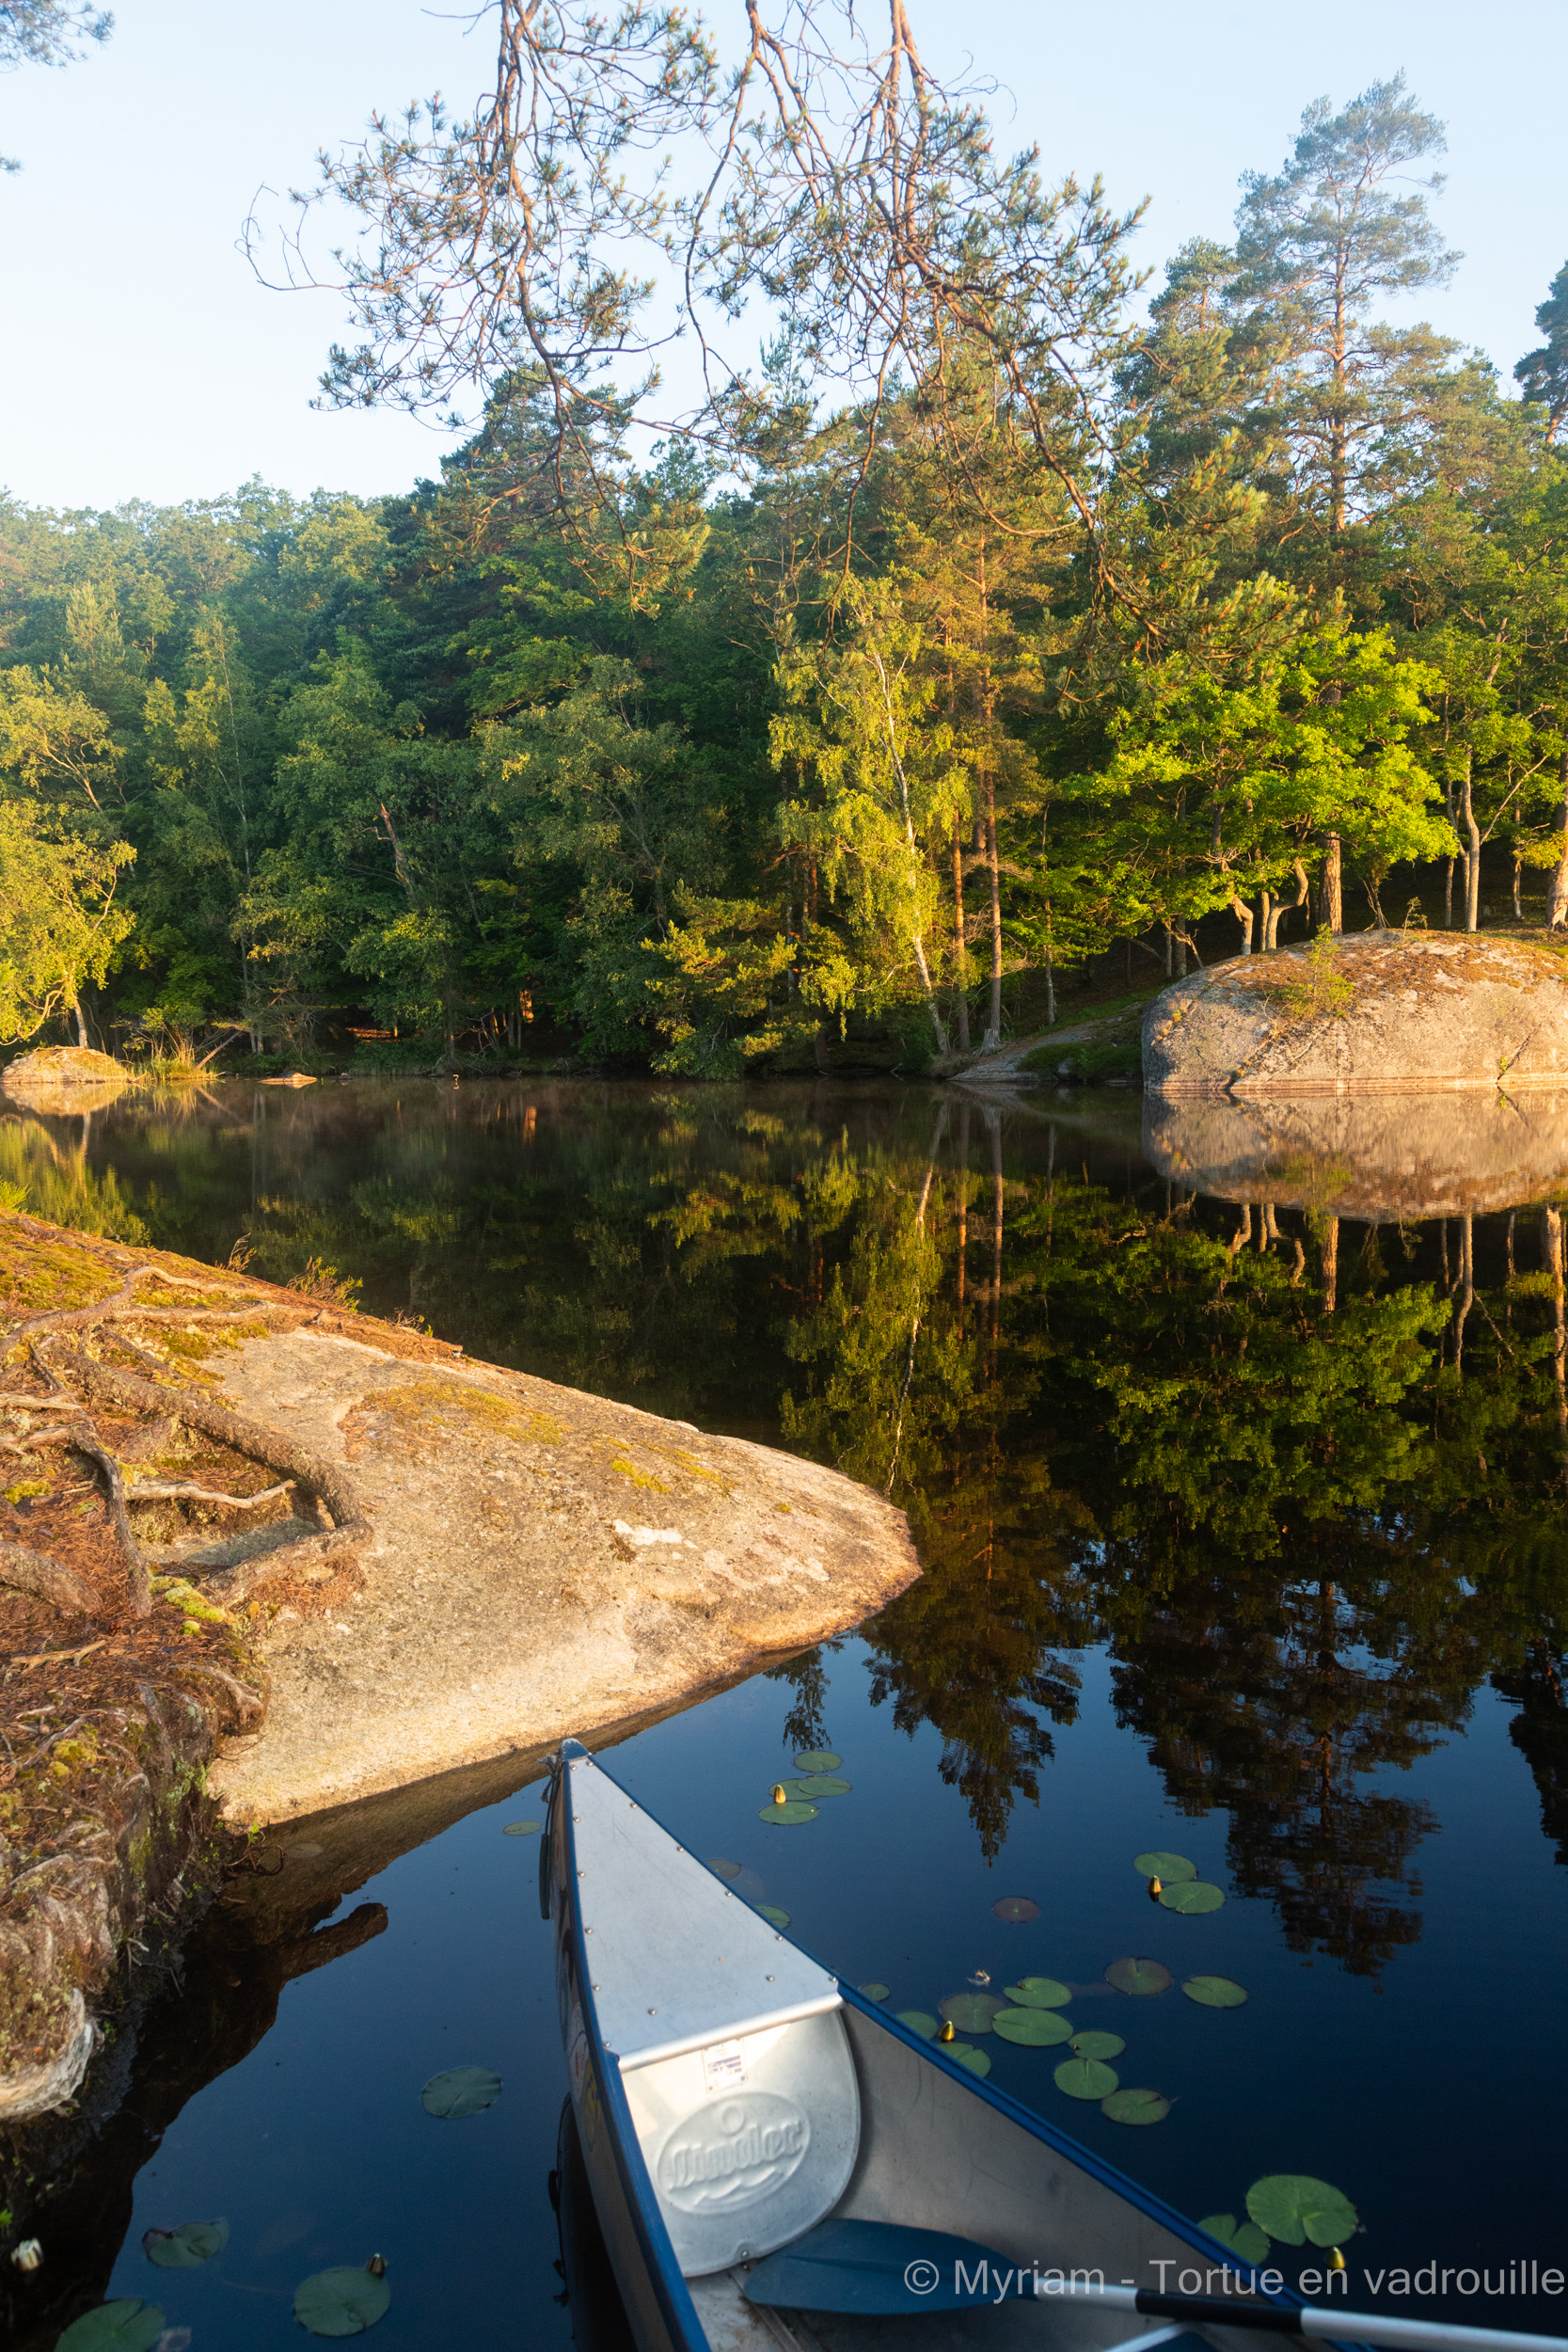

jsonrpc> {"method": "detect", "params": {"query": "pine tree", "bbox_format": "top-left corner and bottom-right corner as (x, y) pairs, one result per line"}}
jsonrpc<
(1515, 262), (1568, 442)
(1231, 75), (1461, 555)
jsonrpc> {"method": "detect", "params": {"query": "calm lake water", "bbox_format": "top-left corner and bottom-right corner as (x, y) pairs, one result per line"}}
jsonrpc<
(8, 1077), (1568, 2350)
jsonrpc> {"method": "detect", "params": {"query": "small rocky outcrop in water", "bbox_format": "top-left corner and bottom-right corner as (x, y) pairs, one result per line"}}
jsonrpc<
(1143, 931), (1568, 1098)
(0, 1212), (918, 2126)
(2, 1048), (132, 1111)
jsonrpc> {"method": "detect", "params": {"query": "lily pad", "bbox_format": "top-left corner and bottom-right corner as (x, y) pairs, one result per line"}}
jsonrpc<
(293, 2266), (392, 2338)
(895, 2009), (939, 2039)
(1101, 2087), (1169, 2126)
(1245, 2174), (1359, 2249)
(788, 1774), (852, 1798)
(1158, 1880), (1225, 1915)
(1053, 2056), (1119, 2101)
(939, 1992), (1006, 2032)
(1069, 2031), (1125, 2061)
(993, 2006), (1073, 2046)
(1201, 2214), (1272, 2266)
(1106, 1957), (1172, 1996)
(758, 1798), (818, 1825)
(794, 1750), (841, 1771)
(420, 2064), (502, 2119)
(757, 1904), (790, 1930)
(705, 1856), (742, 1880)
(947, 2042), (991, 2078)
(56, 2304), (166, 2352)
(1005, 1975), (1072, 2010)
(502, 1820), (540, 1836)
(1184, 1974), (1248, 2009)
(143, 2217), (229, 2268)
(991, 1896), (1039, 1923)
(1132, 1851), (1196, 1882)
(858, 1982), (891, 2001)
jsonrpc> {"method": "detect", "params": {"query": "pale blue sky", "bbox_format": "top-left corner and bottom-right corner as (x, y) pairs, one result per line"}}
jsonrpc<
(2, 0), (1562, 511)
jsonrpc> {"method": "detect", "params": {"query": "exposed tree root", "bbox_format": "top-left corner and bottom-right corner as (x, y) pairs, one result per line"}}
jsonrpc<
(0, 1540), (98, 1615)
(61, 1423), (150, 1617)
(0, 1255), (374, 1622)
(41, 1343), (372, 1607)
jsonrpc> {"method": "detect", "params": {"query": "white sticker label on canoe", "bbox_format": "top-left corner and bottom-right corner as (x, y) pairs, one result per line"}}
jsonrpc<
(702, 2038), (746, 2093)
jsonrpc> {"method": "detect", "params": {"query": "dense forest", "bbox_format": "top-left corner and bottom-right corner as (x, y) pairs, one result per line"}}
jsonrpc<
(4, 16), (1568, 1074)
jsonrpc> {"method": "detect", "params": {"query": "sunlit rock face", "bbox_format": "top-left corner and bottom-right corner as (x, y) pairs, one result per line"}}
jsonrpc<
(1143, 932), (1568, 1100)
(1144, 1089), (1568, 1220)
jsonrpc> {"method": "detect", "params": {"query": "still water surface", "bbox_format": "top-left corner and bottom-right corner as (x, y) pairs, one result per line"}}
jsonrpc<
(8, 1078), (1568, 2348)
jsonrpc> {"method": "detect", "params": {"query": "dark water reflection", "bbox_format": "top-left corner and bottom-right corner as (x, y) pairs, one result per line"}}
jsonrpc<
(6, 1078), (1568, 2347)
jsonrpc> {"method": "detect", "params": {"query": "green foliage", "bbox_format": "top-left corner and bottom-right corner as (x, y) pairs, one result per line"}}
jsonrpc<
(1515, 261), (1568, 439)
(0, 68), (1562, 1057)
(1265, 929), (1356, 1020)
(0, 802), (134, 1040)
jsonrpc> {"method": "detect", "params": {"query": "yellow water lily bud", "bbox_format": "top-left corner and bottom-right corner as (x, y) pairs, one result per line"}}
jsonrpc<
(771, 1785), (786, 1806)
(938, 2020), (956, 2042)
(1148, 1876), (1164, 1897)
(1328, 2249), (1346, 2272)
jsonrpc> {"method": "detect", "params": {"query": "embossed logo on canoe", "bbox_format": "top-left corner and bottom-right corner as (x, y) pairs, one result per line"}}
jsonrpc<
(656, 2092), (811, 2213)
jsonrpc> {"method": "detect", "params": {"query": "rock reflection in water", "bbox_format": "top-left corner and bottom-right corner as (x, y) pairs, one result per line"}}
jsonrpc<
(1144, 1087), (1568, 1221)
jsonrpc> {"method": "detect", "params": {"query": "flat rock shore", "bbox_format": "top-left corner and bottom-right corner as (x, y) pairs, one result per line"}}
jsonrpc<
(206, 1322), (918, 1824)
(0, 1213), (918, 2124)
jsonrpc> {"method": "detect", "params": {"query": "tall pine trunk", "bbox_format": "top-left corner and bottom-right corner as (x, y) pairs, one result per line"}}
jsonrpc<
(1547, 751), (1568, 929)
(983, 773), (1002, 1049)
(952, 815), (970, 1049)
(1323, 834), (1343, 932)
(1461, 753), (1481, 931)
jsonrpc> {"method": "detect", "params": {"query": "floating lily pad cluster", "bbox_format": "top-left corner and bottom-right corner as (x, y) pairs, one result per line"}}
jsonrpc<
(906, 1848), (1251, 2129)
(758, 1751), (852, 1825)
(1134, 1849), (1225, 1913)
(1200, 2177), (1360, 2271)
(57, 2223), (393, 2346)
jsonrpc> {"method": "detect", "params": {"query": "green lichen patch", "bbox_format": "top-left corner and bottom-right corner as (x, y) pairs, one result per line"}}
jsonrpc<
(343, 1376), (563, 1463)
(610, 1454), (673, 1493)
(0, 1233), (128, 1324)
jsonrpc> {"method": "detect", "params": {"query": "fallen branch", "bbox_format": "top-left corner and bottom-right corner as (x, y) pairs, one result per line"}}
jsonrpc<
(12, 1638), (107, 1670)
(129, 1479), (295, 1510)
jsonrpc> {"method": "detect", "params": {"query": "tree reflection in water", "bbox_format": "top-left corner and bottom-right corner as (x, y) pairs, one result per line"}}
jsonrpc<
(8, 1078), (1568, 1970)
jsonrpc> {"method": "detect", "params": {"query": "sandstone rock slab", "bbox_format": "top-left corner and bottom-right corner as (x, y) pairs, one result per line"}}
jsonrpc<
(204, 1327), (919, 1825)
(1143, 932), (1568, 1100)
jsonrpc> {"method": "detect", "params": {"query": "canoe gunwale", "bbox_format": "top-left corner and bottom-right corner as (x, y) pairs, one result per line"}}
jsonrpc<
(554, 1740), (707, 2352)
(551, 1738), (1364, 2352)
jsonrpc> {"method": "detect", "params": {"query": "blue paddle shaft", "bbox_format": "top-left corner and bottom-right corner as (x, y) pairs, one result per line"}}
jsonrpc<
(743, 2219), (1034, 2314)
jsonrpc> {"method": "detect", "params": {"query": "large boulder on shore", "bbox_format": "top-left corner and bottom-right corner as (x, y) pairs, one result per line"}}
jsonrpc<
(1143, 931), (1568, 1099)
